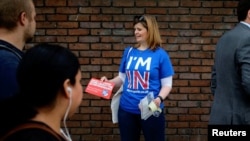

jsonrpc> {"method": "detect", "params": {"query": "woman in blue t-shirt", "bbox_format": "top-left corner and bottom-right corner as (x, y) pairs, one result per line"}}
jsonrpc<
(101, 14), (174, 141)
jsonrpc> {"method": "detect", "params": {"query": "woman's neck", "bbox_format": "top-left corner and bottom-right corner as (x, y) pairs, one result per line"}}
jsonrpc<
(138, 44), (149, 50)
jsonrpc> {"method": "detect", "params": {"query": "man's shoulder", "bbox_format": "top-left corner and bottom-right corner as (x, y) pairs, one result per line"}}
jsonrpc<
(229, 23), (249, 34)
(0, 43), (22, 60)
(0, 49), (20, 62)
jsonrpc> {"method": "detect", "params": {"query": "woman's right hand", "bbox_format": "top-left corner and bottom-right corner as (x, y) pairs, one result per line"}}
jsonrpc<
(100, 76), (108, 81)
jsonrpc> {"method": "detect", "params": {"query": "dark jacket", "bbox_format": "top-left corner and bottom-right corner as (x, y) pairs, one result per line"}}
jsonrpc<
(210, 23), (250, 124)
(0, 40), (23, 100)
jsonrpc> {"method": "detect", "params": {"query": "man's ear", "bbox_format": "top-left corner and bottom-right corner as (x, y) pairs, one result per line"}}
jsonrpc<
(248, 10), (250, 19)
(63, 79), (72, 98)
(19, 12), (27, 26)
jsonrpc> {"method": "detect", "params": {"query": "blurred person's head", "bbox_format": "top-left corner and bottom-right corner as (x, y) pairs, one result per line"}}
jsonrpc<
(17, 43), (83, 117)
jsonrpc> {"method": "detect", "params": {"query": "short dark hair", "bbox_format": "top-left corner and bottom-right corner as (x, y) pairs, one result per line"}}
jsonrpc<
(17, 43), (80, 108)
(237, 0), (250, 22)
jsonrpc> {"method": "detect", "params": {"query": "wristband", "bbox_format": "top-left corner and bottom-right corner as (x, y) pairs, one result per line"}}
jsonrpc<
(157, 95), (164, 103)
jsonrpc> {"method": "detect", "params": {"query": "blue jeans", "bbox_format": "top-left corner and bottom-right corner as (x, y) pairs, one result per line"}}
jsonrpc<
(118, 107), (165, 141)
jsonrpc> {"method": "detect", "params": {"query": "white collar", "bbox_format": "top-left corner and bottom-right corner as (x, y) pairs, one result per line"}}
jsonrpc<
(240, 21), (250, 28)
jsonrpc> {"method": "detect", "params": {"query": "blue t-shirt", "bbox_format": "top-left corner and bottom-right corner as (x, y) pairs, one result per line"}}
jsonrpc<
(119, 46), (174, 114)
(0, 40), (23, 100)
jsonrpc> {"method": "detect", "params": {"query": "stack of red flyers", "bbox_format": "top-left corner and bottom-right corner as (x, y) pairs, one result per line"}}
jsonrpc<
(85, 78), (115, 99)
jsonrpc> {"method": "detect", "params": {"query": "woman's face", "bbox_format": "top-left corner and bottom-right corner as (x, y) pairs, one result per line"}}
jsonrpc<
(69, 70), (83, 116)
(134, 23), (148, 44)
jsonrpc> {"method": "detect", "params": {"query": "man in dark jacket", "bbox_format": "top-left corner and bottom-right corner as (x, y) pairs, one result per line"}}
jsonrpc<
(210, 0), (250, 125)
(0, 0), (36, 100)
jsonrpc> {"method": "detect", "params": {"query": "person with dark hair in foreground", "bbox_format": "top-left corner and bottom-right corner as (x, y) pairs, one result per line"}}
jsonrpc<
(0, 43), (83, 141)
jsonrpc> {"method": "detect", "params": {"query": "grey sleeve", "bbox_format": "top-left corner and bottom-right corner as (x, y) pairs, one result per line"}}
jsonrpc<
(210, 65), (216, 95)
(236, 43), (250, 96)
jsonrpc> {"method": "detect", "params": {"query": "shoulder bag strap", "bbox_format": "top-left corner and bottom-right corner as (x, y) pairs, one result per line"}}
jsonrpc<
(1, 123), (66, 141)
(127, 47), (133, 59)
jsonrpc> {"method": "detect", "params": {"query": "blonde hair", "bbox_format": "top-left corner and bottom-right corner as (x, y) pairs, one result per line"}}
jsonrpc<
(134, 15), (162, 50)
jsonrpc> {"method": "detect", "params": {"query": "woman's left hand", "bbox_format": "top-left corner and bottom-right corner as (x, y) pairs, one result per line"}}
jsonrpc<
(153, 97), (161, 107)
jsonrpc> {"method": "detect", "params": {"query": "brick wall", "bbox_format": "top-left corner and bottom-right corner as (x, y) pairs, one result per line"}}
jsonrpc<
(29, 0), (239, 141)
